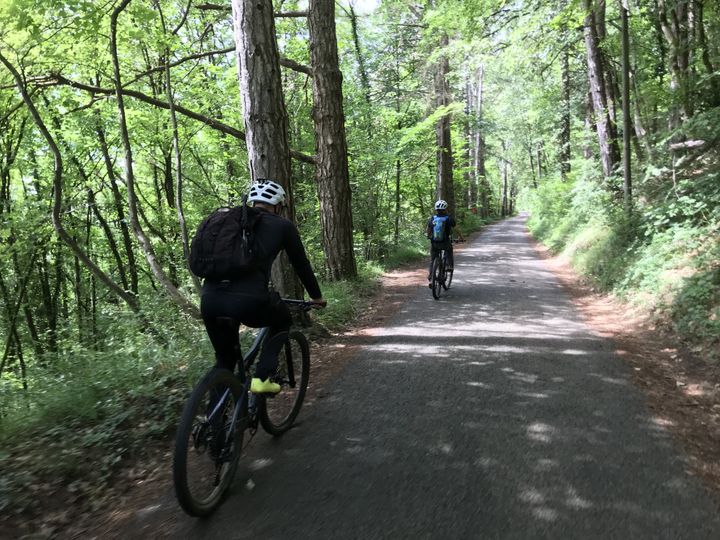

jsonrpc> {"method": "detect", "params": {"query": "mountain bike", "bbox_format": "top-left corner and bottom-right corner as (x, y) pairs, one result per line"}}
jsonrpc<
(173, 299), (315, 517)
(430, 248), (453, 300)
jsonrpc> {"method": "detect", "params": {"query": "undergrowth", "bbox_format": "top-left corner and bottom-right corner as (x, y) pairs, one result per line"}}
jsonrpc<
(526, 145), (720, 361)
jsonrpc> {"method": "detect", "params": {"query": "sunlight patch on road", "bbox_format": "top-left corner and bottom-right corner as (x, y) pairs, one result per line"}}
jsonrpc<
(650, 416), (676, 428)
(466, 381), (493, 389)
(430, 442), (454, 455)
(589, 373), (629, 386)
(533, 458), (559, 472)
(527, 422), (555, 443)
(565, 487), (593, 510)
(561, 348), (590, 355)
(532, 507), (559, 521)
(475, 456), (499, 469)
(520, 487), (545, 504)
(248, 458), (273, 471)
(363, 320), (585, 340)
(516, 391), (551, 399)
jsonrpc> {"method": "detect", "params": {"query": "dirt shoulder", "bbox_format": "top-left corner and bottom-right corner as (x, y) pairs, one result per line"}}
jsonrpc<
(528, 231), (720, 505)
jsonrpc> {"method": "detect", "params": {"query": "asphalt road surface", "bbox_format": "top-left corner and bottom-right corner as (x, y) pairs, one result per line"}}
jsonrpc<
(118, 215), (720, 539)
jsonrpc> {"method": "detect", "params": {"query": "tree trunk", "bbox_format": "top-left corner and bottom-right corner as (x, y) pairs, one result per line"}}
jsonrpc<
(308, 0), (357, 281)
(529, 146), (537, 188)
(695, 0), (720, 106)
(621, 0), (632, 212)
(464, 79), (475, 210)
(658, 0), (692, 125)
(583, 0), (620, 176)
(96, 121), (139, 295)
(232, 0), (303, 297)
(435, 32), (455, 215)
(160, 36), (202, 293)
(394, 159), (401, 245)
(560, 43), (572, 179)
(347, 2), (371, 106)
(472, 67), (488, 218)
(110, 0), (198, 317)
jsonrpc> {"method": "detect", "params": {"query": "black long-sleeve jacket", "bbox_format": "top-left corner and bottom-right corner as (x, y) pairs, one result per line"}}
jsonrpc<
(245, 207), (322, 298)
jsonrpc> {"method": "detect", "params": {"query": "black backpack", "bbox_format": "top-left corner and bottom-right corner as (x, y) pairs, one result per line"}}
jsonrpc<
(188, 197), (261, 280)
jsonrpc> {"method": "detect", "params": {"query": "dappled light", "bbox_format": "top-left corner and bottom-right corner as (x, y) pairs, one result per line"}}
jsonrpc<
(0, 0), (717, 533)
(175, 217), (720, 539)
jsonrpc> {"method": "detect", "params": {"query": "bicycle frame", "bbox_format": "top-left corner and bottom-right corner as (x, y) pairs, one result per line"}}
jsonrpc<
(206, 307), (304, 459)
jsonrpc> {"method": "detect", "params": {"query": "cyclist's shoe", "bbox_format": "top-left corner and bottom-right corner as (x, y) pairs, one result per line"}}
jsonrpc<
(251, 377), (281, 394)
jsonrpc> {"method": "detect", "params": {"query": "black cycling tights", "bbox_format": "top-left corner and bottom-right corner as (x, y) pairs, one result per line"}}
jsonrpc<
(200, 283), (292, 380)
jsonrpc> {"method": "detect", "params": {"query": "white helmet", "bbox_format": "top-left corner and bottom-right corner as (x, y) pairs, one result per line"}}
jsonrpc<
(435, 199), (448, 210)
(248, 179), (286, 205)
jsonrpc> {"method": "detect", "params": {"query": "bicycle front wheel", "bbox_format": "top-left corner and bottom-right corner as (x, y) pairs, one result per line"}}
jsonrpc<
(259, 331), (310, 436)
(431, 257), (442, 300)
(173, 368), (245, 517)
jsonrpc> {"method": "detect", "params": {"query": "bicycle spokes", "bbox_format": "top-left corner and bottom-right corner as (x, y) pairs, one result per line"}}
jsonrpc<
(173, 370), (245, 516)
(259, 332), (310, 436)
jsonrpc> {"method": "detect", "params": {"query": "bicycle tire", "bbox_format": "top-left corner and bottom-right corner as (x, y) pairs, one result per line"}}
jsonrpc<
(431, 257), (442, 300)
(259, 331), (310, 436)
(173, 368), (245, 517)
(444, 268), (453, 290)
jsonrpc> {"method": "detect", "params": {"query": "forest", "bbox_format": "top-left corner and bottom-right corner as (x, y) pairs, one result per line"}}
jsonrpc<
(1, 0), (718, 524)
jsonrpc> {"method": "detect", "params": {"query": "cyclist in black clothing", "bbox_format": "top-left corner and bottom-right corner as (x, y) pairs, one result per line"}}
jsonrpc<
(200, 179), (326, 394)
(426, 199), (463, 285)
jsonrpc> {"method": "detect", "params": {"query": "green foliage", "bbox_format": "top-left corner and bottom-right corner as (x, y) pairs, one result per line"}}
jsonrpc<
(0, 313), (209, 516)
(528, 156), (720, 357)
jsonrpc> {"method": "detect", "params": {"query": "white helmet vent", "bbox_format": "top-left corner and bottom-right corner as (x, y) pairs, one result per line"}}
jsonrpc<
(248, 179), (286, 206)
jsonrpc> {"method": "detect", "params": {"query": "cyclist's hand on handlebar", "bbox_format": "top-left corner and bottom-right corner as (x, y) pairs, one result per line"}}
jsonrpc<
(311, 297), (327, 308)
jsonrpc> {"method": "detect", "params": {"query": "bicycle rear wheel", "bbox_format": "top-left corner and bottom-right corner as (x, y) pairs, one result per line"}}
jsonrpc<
(173, 368), (245, 516)
(259, 331), (310, 436)
(443, 267), (453, 290)
(431, 257), (442, 300)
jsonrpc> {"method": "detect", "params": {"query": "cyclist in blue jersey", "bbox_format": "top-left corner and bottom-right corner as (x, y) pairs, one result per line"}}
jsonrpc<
(426, 199), (463, 285)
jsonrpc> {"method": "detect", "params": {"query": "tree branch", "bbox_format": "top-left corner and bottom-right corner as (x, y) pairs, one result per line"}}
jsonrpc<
(275, 11), (308, 17)
(196, 3), (306, 17)
(279, 56), (313, 76)
(111, 0), (200, 319)
(39, 74), (315, 164)
(125, 46), (235, 86)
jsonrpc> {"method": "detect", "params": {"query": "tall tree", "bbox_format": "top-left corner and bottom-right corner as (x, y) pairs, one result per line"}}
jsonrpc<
(583, 0), (620, 177)
(620, 0), (632, 211)
(560, 38), (572, 180)
(308, 0), (357, 281)
(657, 0), (692, 126)
(472, 66), (489, 218)
(231, 0), (302, 296)
(110, 0), (198, 318)
(434, 32), (455, 215)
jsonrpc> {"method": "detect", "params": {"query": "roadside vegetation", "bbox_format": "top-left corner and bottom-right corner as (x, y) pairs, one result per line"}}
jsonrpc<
(526, 119), (720, 361)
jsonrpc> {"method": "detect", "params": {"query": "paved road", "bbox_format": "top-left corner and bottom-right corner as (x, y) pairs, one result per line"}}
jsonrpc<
(124, 215), (720, 539)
